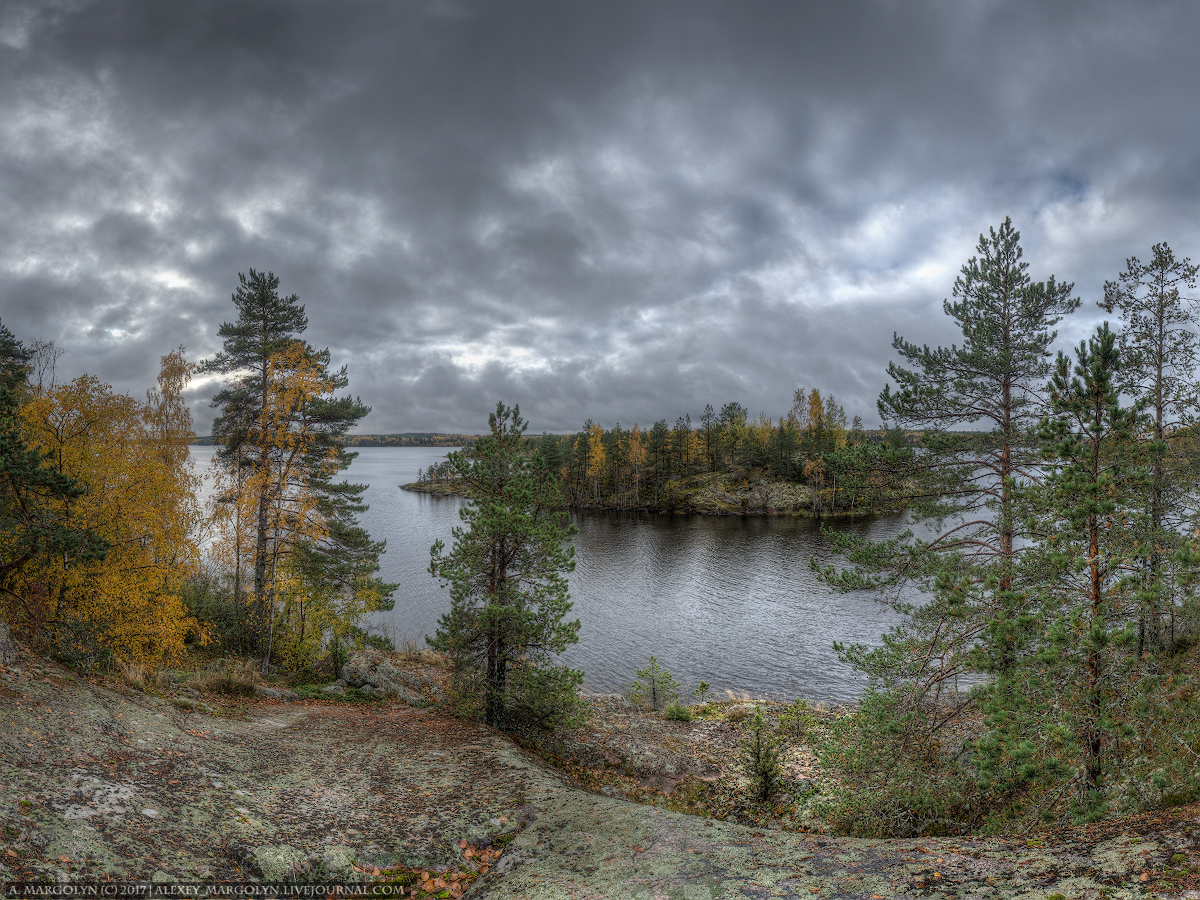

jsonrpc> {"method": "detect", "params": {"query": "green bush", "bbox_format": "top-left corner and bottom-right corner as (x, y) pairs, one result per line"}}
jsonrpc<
(328, 633), (349, 679)
(779, 698), (816, 739)
(666, 703), (692, 722)
(814, 688), (982, 837)
(181, 575), (255, 654)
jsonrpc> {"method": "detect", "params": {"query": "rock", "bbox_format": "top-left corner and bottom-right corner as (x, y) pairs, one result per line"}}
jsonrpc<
(341, 649), (429, 705)
(311, 846), (362, 881)
(321, 682), (346, 695)
(255, 686), (298, 703)
(0, 620), (17, 666)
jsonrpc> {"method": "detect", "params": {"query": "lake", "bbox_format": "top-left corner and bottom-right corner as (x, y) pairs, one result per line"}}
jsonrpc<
(190, 445), (915, 703)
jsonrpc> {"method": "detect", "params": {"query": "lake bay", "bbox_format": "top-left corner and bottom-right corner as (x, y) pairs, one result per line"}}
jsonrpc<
(191, 445), (913, 703)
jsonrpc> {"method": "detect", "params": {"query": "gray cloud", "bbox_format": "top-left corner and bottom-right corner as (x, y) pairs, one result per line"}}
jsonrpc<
(1, 0), (1198, 434)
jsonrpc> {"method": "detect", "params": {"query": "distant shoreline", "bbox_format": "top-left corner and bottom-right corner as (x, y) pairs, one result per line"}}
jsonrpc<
(192, 434), (478, 448)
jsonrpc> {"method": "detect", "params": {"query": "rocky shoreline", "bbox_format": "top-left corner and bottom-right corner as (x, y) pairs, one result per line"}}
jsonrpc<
(4, 636), (1200, 896)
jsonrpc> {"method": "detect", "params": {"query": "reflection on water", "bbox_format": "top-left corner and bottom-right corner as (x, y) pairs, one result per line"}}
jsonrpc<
(189, 446), (915, 703)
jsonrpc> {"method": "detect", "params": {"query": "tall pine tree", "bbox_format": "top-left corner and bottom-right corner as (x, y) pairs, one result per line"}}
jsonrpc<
(1100, 243), (1200, 654)
(200, 271), (390, 662)
(429, 402), (583, 731)
(981, 323), (1148, 822)
(814, 220), (1079, 834)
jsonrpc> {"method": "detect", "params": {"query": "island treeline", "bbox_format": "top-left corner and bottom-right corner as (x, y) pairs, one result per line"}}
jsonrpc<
(416, 392), (920, 515)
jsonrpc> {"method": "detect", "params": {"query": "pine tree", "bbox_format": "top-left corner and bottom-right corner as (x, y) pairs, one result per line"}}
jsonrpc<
(200, 271), (387, 660)
(827, 218), (1079, 692)
(1100, 243), (1200, 653)
(814, 220), (1078, 831)
(429, 402), (583, 731)
(982, 323), (1147, 820)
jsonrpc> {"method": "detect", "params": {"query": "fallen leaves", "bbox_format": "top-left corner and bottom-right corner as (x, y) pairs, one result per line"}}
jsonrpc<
(354, 841), (509, 899)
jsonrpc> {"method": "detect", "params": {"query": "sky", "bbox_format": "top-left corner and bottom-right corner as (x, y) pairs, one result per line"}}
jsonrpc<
(2, 0), (1199, 435)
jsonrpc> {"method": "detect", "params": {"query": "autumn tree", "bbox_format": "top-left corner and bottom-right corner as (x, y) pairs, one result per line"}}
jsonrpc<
(0, 322), (107, 629)
(429, 402), (583, 731)
(10, 353), (203, 668)
(585, 420), (606, 502)
(201, 271), (389, 663)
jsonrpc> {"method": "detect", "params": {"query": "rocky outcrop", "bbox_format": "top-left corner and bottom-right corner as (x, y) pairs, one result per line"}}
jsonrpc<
(0, 620), (17, 666)
(339, 649), (440, 706)
(1, 664), (1194, 896)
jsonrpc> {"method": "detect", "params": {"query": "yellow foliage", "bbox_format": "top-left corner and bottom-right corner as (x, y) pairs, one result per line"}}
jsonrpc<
(11, 351), (205, 668)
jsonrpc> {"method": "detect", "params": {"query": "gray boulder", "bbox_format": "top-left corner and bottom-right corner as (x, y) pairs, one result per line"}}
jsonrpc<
(0, 620), (17, 666)
(341, 650), (428, 705)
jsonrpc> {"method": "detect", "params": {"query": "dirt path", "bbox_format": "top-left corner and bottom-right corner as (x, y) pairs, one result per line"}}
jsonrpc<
(3, 662), (1199, 898)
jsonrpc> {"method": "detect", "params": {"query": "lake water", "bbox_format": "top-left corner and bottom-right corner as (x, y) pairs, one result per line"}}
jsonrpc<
(189, 446), (914, 703)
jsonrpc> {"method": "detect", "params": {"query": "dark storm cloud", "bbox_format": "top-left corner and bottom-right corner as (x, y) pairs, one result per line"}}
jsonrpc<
(2, 0), (1199, 433)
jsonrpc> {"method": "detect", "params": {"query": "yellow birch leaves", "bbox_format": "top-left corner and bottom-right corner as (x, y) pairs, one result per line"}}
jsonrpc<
(13, 350), (205, 668)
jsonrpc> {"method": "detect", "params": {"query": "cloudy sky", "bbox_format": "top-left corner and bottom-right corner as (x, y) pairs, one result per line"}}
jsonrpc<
(2, 0), (1198, 435)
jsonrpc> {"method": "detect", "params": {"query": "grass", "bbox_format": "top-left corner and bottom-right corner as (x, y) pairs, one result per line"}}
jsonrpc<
(290, 683), (386, 703)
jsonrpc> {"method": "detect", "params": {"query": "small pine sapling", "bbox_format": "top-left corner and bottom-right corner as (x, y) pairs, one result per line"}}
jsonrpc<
(630, 656), (681, 711)
(779, 698), (815, 740)
(741, 708), (784, 802)
(692, 680), (712, 703)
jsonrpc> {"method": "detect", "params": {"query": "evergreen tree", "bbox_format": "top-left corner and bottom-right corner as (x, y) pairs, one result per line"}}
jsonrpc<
(827, 218), (1078, 690)
(814, 220), (1078, 831)
(1100, 243), (1200, 653)
(429, 402), (583, 731)
(981, 323), (1147, 820)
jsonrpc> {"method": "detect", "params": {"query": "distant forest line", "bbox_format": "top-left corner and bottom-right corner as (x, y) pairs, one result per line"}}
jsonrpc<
(192, 432), (479, 447)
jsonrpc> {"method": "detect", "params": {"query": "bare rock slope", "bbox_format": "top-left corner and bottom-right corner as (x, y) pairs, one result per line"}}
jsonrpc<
(2, 656), (1199, 897)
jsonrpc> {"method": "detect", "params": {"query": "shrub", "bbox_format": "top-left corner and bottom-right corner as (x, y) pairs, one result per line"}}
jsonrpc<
(181, 575), (255, 655)
(630, 656), (681, 711)
(666, 703), (692, 722)
(193, 657), (258, 697)
(814, 687), (982, 837)
(741, 708), (783, 802)
(328, 633), (349, 680)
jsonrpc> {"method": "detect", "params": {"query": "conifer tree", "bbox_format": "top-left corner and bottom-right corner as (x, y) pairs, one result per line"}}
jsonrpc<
(429, 402), (583, 731)
(1100, 243), (1200, 653)
(814, 220), (1078, 831)
(825, 218), (1078, 693)
(980, 323), (1147, 820)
